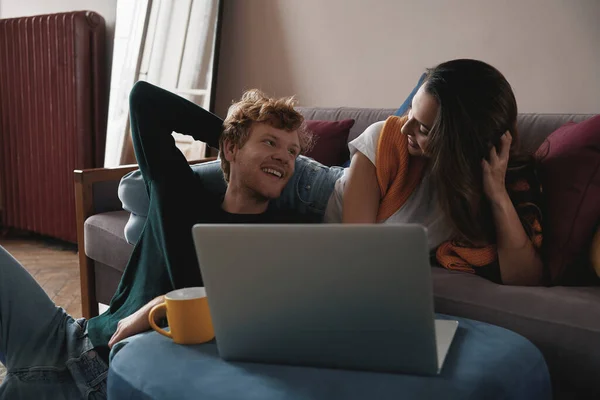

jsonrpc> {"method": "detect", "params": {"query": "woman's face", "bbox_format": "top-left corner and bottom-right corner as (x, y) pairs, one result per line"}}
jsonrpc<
(401, 85), (439, 157)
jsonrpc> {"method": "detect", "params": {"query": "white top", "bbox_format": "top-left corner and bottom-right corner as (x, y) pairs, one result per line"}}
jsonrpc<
(324, 121), (455, 250)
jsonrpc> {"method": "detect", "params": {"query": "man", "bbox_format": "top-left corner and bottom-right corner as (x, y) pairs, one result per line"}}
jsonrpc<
(0, 82), (313, 399)
(104, 84), (314, 349)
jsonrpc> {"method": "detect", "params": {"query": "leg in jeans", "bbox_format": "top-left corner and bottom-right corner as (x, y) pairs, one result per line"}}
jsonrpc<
(275, 156), (344, 218)
(0, 245), (103, 399)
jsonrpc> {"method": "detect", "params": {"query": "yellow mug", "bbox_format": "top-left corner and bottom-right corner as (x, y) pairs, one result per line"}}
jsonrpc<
(148, 287), (214, 345)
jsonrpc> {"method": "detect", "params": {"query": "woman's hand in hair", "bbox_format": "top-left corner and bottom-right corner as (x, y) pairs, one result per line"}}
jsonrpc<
(483, 131), (544, 285)
(482, 132), (512, 205)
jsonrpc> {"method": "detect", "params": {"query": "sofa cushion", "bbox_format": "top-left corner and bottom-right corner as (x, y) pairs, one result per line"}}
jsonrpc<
(516, 113), (598, 154)
(85, 211), (133, 272)
(304, 119), (355, 166)
(592, 226), (600, 278)
(118, 172), (149, 218)
(535, 115), (600, 284)
(298, 107), (397, 143)
(431, 267), (600, 394)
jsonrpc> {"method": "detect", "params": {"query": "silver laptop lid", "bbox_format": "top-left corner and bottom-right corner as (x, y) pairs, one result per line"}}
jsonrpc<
(192, 224), (439, 375)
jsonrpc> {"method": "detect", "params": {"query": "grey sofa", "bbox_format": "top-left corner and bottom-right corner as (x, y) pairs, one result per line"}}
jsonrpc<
(75, 107), (600, 399)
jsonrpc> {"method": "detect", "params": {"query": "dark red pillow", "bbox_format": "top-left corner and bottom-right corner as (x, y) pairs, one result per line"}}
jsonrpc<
(536, 115), (600, 284)
(304, 119), (355, 166)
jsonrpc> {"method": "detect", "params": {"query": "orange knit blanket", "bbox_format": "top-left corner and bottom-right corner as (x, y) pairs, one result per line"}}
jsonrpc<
(375, 116), (542, 274)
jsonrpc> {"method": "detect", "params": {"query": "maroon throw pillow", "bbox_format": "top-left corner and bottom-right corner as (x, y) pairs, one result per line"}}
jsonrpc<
(536, 115), (600, 284)
(304, 119), (355, 166)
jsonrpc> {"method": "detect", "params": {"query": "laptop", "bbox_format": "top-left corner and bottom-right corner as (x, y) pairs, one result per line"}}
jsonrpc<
(191, 224), (458, 376)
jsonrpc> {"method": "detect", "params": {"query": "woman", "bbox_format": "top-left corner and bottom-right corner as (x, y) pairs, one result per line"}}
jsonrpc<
(328, 59), (544, 285)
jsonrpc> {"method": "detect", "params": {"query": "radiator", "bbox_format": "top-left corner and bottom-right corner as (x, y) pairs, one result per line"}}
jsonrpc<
(0, 11), (107, 243)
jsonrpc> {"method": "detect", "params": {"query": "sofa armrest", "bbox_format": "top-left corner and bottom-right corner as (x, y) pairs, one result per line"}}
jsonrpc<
(73, 157), (216, 318)
(74, 165), (140, 318)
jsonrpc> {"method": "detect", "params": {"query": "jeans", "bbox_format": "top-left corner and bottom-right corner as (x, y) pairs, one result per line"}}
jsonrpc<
(275, 156), (344, 217)
(0, 246), (108, 399)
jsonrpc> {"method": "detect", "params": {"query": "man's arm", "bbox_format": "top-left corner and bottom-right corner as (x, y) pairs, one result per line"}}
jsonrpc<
(108, 295), (166, 348)
(128, 81), (223, 183)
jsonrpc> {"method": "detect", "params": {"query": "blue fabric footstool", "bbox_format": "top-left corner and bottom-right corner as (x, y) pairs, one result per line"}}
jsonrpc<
(108, 315), (551, 400)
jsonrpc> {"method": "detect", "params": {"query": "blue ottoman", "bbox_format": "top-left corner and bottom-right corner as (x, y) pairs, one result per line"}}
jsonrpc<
(108, 315), (551, 400)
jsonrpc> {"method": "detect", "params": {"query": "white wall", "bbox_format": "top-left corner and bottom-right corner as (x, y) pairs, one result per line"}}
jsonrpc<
(215, 0), (600, 116)
(0, 0), (117, 87)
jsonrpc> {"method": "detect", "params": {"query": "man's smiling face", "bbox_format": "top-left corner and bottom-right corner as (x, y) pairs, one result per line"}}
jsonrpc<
(225, 122), (300, 201)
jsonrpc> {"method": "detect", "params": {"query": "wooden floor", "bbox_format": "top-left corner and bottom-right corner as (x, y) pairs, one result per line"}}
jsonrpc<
(0, 234), (82, 318)
(0, 234), (81, 384)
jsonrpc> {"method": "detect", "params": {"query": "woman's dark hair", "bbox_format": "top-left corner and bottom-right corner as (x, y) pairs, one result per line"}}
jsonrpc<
(421, 59), (541, 245)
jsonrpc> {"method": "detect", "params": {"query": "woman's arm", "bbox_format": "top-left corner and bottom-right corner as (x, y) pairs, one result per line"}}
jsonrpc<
(490, 193), (543, 285)
(342, 152), (381, 223)
(483, 132), (543, 286)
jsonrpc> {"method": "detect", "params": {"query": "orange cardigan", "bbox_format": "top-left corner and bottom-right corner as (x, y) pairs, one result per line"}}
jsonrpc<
(375, 116), (542, 274)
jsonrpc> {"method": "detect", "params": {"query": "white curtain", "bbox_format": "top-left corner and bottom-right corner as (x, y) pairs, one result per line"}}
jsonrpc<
(103, 0), (220, 167)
